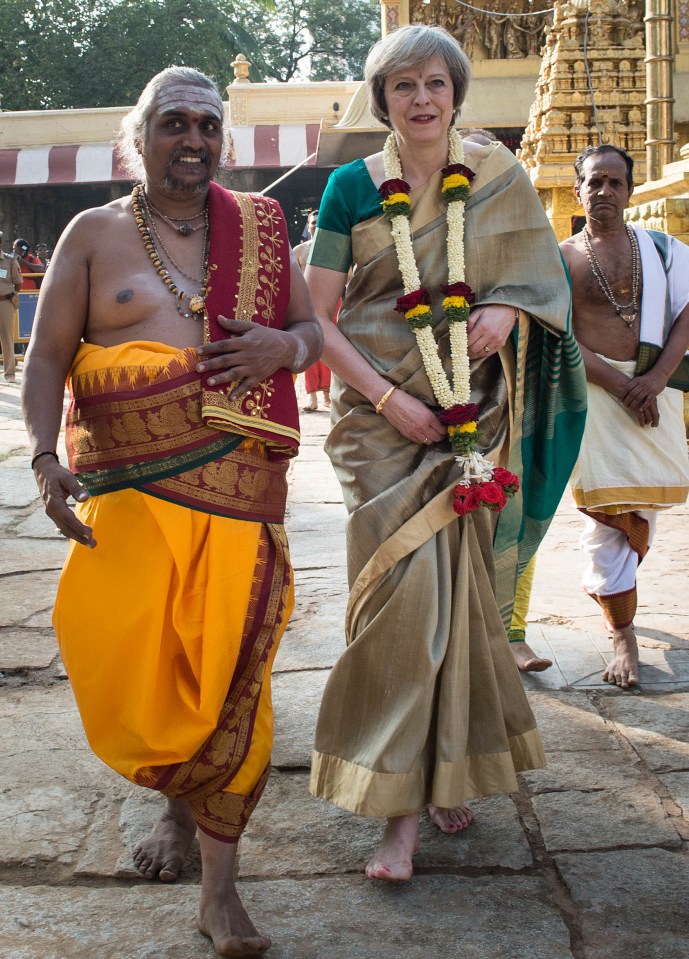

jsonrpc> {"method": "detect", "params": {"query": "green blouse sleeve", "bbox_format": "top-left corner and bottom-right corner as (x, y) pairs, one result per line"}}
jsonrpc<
(308, 160), (381, 274)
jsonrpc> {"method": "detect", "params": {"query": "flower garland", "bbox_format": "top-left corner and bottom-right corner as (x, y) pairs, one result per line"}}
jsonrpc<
(379, 129), (519, 517)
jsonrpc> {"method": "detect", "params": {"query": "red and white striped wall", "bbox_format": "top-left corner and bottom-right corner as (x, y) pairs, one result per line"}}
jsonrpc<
(0, 124), (321, 186)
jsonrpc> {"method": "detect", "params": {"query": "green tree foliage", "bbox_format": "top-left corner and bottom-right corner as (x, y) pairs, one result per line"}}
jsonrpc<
(0, 0), (378, 111)
(238, 0), (378, 83)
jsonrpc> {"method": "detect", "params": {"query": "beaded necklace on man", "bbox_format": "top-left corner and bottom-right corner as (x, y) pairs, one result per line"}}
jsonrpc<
(145, 195), (206, 236)
(583, 223), (640, 327)
(131, 184), (209, 318)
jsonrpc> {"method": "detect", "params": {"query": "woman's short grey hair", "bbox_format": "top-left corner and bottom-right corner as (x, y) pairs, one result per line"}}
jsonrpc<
(117, 66), (227, 181)
(364, 25), (471, 129)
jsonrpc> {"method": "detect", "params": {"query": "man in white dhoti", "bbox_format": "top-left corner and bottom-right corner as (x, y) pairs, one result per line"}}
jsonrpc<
(561, 145), (689, 689)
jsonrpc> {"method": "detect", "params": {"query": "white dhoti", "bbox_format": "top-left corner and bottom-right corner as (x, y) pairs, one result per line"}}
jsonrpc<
(571, 224), (689, 629)
(571, 357), (689, 628)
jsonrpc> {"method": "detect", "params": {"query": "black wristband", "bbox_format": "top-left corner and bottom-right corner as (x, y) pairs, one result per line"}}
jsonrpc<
(30, 450), (59, 470)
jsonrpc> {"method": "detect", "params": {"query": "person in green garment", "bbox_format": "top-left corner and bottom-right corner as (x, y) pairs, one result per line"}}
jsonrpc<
(305, 24), (587, 883)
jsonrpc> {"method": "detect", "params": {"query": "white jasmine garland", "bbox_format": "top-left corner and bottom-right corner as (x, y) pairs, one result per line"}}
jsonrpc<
(383, 128), (470, 409)
(381, 128), (522, 515)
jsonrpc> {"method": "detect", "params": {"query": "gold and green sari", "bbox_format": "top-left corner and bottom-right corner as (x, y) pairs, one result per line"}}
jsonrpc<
(309, 142), (587, 817)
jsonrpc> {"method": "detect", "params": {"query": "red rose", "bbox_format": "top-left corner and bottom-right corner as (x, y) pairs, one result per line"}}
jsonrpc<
(440, 403), (479, 426)
(441, 281), (475, 304)
(478, 481), (507, 510)
(379, 178), (411, 200)
(441, 163), (476, 183)
(492, 467), (520, 491)
(395, 288), (431, 314)
(453, 483), (484, 516)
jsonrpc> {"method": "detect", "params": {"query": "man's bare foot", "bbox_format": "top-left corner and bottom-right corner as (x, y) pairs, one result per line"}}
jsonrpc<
(428, 803), (474, 834)
(603, 626), (639, 690)
(301, 392), (318, 412)
(510, 641), (553, 672)
(365, 813), (419, 883)
(133, 798), (197, 882)
(197, 830), (270, 957)
(198, 888), (270, 957)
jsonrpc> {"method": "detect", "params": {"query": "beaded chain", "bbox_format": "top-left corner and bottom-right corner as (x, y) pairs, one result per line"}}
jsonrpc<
(583, 223), (640, 327)
(145, 195), (206, 236)
(131, 184), (210, 318)
(147, 204), (207, 286)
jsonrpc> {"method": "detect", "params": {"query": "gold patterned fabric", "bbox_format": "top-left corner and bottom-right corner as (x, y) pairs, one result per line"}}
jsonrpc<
(67, 342), (291, 523)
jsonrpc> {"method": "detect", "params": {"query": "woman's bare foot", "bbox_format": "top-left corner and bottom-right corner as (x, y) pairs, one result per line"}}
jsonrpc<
(197, 830), (270, 957)
(510, 641), (552, 672)
(428, 803), (474, 834)
(603, 626), (639, 689)
(301, 392), (318, 412)
(132, 798), (197, 882)
(365, 813), (419, 883)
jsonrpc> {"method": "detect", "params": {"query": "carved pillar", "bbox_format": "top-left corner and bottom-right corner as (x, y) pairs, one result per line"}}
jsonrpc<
(381, 0), (409, 35)
(644, 0), (674, 180)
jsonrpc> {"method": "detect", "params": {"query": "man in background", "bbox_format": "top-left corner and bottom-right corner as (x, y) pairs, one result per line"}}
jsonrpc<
(561, 144), (689, 689)
(0, 232), (22, 382)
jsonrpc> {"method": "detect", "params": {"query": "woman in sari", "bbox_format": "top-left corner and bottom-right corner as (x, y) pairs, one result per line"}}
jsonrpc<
(305, 25), (586, 882)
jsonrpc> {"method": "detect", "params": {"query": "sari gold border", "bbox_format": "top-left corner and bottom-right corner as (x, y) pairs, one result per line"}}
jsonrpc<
(310, 728), (545, 818)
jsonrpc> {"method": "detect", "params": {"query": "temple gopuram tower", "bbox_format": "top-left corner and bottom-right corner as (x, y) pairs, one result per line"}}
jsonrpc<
(518, 0), (647, 240)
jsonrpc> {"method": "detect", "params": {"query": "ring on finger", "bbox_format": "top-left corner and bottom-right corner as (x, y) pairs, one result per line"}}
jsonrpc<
(484, 346), (490, 353)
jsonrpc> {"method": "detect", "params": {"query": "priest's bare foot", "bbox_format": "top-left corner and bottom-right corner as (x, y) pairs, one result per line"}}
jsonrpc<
(197, 830), (270, 957)
(510, 641), (552, 672)
(365, 813), (419, 883)
(428, 802), (474, 834)
(603, 626), (639, 689)
(133, 797), (197, 882)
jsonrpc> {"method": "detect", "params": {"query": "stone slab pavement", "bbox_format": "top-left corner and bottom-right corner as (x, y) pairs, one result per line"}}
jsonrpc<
(2, 371), (689, 959)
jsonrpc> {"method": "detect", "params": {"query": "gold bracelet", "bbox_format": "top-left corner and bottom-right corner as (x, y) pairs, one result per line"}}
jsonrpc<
(375, 384), (397, 414)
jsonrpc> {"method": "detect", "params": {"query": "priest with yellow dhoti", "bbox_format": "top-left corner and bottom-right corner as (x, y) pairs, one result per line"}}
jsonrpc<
(22, 68), (322, 958)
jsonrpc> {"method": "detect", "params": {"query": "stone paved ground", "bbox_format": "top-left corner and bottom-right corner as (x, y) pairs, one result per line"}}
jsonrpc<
(2, 372), (689, 959)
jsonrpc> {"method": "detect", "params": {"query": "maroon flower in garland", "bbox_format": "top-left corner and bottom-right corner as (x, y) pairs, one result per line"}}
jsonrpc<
(394, 288), (433, 329)
(441, 163), (476, 204)
(440, 402), (479, 426)
(441, 281), (475, 303)
(379, 178), (412, 219)
(441, 281), (475, 324)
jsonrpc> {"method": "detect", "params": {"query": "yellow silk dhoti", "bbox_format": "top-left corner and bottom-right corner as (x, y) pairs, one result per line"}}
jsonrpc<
(54, 341), (295, 842)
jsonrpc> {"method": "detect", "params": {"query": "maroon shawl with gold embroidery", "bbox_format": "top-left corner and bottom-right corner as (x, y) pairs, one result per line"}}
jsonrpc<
(65, 186), (299, 523)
